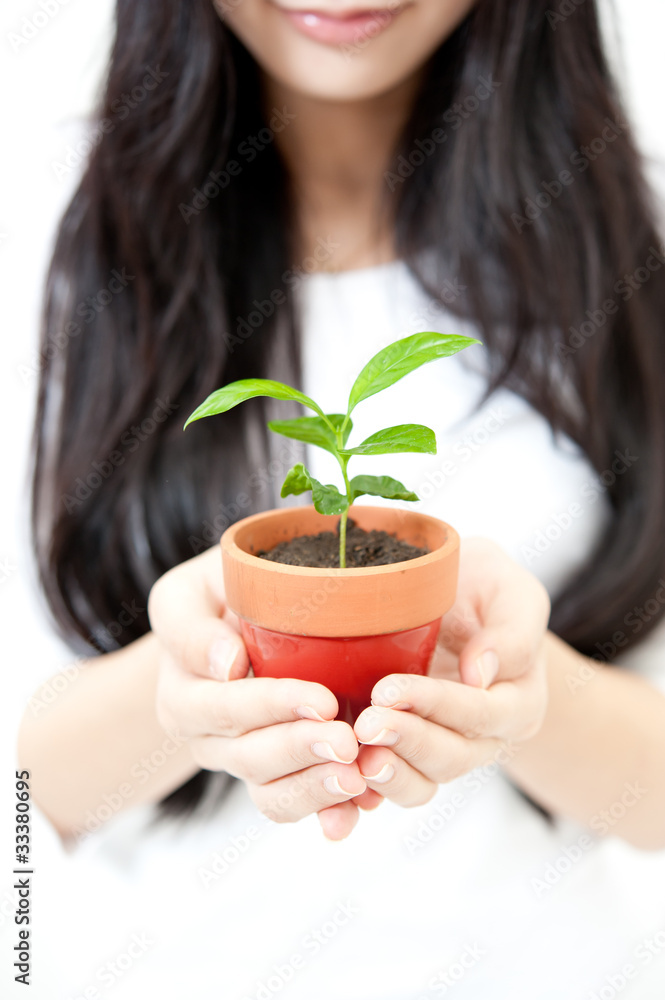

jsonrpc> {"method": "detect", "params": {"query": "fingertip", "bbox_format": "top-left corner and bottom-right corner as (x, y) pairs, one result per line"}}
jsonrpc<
(323, 770), (366, 798)
(294, 694), (339, 723)
(315, 683), (339, 722)
(208, 634), (249, 682)
(308, 686), (340, 724)
(296, 705), (330, 722)
(317, 802), (359, 841)
(459, 658), (482, 688)
(353, 788), (385, 811)
(460, 649), (499, 689)
(370, 672), (414, 709)
(228, 650), (250, 682)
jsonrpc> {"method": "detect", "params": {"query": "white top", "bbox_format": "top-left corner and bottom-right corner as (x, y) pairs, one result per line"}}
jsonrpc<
(22, 261), (665, 1000)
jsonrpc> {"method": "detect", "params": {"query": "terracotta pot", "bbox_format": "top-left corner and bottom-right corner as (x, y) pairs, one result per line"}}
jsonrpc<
(221, 505), (460, 724)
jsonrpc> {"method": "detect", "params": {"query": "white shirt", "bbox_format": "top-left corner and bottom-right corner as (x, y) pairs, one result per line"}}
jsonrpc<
(21, 261), (665, 1000)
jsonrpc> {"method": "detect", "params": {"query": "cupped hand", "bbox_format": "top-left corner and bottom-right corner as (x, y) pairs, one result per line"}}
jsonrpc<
(148, 547), (370, 840)
(351, 538), (552, 807)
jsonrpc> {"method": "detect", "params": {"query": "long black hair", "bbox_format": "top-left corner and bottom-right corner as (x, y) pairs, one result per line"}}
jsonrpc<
(32, 0), (665, 815)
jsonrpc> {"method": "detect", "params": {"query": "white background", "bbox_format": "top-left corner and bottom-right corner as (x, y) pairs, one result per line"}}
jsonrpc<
(1, 0), (665, 996)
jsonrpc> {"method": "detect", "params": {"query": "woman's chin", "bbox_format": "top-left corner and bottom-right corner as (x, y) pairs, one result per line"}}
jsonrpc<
(257, 55), (423, 104)
(220, 0), (477, 104)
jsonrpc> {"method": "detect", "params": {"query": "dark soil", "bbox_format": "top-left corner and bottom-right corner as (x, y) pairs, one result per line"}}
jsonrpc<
(258, 518), (429, 568)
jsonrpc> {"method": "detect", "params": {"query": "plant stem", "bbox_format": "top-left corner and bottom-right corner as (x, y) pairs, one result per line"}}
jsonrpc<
(335, 445), (353, 570)
(339, 507), (348, 570)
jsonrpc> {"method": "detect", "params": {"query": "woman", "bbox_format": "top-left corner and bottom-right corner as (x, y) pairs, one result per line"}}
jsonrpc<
(19, 0), (665, 996)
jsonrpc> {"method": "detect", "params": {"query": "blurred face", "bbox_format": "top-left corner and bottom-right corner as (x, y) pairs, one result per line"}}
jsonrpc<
(216, 0), (478, 101)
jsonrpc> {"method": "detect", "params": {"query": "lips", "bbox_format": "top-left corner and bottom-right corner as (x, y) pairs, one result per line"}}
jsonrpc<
(275, 4), (406, 46)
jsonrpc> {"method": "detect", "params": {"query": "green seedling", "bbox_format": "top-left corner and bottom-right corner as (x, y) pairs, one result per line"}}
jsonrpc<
(185, 332), (480, 567)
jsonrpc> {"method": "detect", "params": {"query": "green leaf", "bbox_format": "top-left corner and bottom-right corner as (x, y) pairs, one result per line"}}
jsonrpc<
(311, 484), (349, 517)
(280, 464), (349, 516)
(184, 379), (324, 429)
(268, 414), (351, 456)
(347, 332), (481, 414)
(349, 474), (420, 504)
(342, 423), (436, 457)
(280, 463), (312, 497)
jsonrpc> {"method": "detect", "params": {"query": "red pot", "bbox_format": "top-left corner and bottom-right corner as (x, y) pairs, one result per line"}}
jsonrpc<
(221, 505), (459, 724)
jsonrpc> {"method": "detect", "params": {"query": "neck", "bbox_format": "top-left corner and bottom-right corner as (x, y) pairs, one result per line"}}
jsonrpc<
(264, 74), (422, 272)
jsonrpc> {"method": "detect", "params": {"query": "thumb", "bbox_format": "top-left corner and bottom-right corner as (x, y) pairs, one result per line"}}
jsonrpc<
(208, 627), (250, 682)
(457, 602), (549, 689)
(458, 641), (500, 690)
(148, 547), (250, 681)
(454, 539), (551, 689)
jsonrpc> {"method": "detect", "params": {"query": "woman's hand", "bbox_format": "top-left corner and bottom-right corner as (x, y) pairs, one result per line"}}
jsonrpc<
(351, 538), (552, 808)
(148, 537), (550, 841)
(148, 547), (370, 839)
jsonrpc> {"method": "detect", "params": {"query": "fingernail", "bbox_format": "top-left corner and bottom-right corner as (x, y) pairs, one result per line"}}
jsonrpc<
(296, 706), (329, 722)
(371, 699), (412, 711)
(358, 728), (400, 747)
(476, 650), (499, 689)
(208, 637), (237, 681)
(312, 742), (355, 764)
(323, 775), (357, 797)
(361, 763), (394, 784)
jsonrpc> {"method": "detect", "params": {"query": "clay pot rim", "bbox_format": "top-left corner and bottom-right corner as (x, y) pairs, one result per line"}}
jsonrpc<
(221, 504), (458, 578)
(221, 504), (460, 637)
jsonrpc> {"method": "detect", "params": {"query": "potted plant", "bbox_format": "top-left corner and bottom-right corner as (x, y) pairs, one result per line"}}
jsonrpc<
(185, 332), (479, 723)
